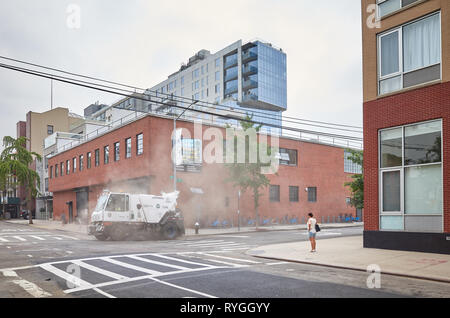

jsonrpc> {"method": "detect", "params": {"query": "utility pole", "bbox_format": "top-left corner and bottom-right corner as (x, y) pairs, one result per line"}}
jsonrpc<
(50, 77), (53, 110)
(173, 100), (198, 192)
(237, 190), (241, 232)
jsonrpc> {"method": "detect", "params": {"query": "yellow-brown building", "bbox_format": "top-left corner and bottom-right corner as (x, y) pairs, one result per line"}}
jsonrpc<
(16, 107), (84, 216)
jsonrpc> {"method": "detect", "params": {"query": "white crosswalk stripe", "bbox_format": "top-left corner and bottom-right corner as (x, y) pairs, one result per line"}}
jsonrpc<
(2, 251), (279, 298)
(0, 232), (79, 243)
(172, 239), (256, 251)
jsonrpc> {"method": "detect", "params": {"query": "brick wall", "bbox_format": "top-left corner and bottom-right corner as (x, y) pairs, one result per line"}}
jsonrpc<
(363, 81), (450, 233)
(49, 115), (357, 226)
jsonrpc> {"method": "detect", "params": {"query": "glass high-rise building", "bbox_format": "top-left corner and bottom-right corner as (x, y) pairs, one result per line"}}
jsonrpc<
(147, 39), (287, 134)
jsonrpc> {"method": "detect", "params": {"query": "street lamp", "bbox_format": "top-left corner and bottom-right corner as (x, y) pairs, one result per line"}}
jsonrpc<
(173, 100), (198, 192)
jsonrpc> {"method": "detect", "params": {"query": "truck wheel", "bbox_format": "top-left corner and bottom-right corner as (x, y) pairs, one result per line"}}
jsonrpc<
(95, 234), (109, 241)
(109, 226), (128, 241)
(161, 223), (178, 240)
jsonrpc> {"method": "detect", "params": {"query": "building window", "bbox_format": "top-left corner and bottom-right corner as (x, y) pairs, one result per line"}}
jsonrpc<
(47, 125), (54, 135)
(114, 142), (120, 162)
(60, 162), (64, 176)
(376, 0), (423, 18)
(55, 164), (59, 178)
(87, 152), (92, 169)
(215, 58), (220, 68)
(125, 138), (132, 159)
(215, 84), (221, 94)
(377, 12), (441, 95)
(50, 166), (53, 179)
(45, 178), (49, 192)
(269, 185), (280, 202)
(344, 150), (362, 174)
(137, 134), (143, 155)
(66, 160), (70, 175)
(73, 157), (77, 173)
(104, 146), (109, 164)
(307, 187), (317, 202)
(215, 71), (220, 82)
(79, 155), (84, 171)
(379, 119), (442, 232)
(181, 76), (184, 86)
(95, 149), (100, 167)
(278, 148), (298, 166)
(174, 137), (202, 172)
(289, 186), (299, 202)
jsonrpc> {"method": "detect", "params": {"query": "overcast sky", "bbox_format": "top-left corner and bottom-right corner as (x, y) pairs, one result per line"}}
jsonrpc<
(0, 0), (363, 144)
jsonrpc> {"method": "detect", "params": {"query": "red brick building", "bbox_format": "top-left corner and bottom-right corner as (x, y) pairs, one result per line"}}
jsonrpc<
(48, 114), (359, 227)
(362, 0), (450, 253)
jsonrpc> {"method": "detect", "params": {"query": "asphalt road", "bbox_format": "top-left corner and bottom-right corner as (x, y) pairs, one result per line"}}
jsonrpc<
(0, 221), (449, 299)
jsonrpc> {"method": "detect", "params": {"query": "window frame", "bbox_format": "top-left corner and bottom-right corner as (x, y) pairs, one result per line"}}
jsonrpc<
(79, 154), (84, 172)
(104, 145), (110, 164)
(95, 149), (100, 167)
(269, 185), (281, 202)
(376, 0), (425, 19)
(125, 138), (132, 159)
(378, 119), (443, 232)
(307, 187), (317, 203)
(289, 186), (299, 203)
(136, 133), (143, 156)
(87, 152), (92, 169)
(377, 11), (442, 96)
(114, 142), (120, 162)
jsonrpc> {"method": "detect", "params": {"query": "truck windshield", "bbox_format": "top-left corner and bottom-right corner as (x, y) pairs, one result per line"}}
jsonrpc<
(105, 194), (129, 212)
(95, 194), (108, 211)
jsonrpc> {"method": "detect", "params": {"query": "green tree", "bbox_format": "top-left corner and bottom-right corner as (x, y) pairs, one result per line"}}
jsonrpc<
(225, 115), (277, 228)
(344, 149), (364, 210)
(0, 136), (41, 224)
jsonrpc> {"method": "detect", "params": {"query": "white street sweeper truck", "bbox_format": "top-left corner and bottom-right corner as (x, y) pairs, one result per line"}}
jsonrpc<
(88, 190), (185, 241)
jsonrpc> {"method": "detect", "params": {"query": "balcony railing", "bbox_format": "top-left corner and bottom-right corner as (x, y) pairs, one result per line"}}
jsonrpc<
(224, 69), (238, 82)
(242, 93), (258, 102)
(242, 65), (258, 76)
(242, 50), (257, 63)
(224, 57), (238, 69)
(242, 79), (258, 90)
(224, 85), (238, 95)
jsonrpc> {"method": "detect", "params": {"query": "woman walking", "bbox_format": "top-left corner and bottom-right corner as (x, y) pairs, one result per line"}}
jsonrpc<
(307, 213), (317, 252)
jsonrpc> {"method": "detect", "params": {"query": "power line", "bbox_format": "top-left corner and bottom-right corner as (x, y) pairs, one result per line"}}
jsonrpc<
(0, 55), (363, 131)
(0, 61), (363, 143)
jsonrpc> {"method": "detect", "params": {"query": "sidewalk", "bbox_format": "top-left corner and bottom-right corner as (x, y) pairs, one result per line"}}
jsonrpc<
(246, 236), (450, 284)
(2, 219), (363, 236)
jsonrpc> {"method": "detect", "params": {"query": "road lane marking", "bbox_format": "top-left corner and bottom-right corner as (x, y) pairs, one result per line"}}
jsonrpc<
(150, 253), (216, 268)
(102, 257), (162, 276)
(199, 253), (261, 264)
(146, 276), (217, 298)
(127, 255), (191, 271)
(266, 262), (289, 266)
(0, 237), (9, 242)
(12, 279), (52, 298)
(202, 258), (249, 268)
(29, 236), (46, 241)
(64, 266), (221, 295)
(71, 260), (128, 281)
(2, 269), (52, 298)
(176, 240), (225, 246)
(12, 236), (26, 241)
(40, 263), (93, 289)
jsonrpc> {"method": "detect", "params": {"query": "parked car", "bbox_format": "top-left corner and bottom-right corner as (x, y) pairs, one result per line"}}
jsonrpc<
(20, 210), (35, 220)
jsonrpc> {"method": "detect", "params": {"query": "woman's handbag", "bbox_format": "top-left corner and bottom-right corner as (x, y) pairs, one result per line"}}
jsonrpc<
(315, 223), (321, 232)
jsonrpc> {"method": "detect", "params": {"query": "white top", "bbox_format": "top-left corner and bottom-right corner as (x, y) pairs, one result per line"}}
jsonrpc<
(307, 218), (317, 233)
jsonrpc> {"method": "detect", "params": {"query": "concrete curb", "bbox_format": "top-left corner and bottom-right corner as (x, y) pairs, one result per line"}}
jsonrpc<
(246, 253), (450, 284)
